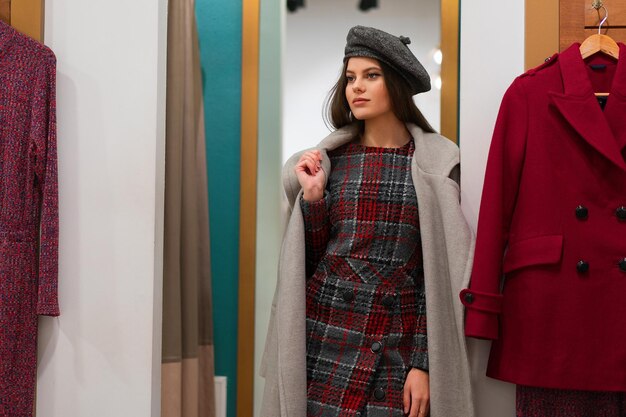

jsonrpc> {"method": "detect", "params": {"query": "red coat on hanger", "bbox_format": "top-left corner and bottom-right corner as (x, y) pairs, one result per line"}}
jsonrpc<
(461, 43), (626, 391)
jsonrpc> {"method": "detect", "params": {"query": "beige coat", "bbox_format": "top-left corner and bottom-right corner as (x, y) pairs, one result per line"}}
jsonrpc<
(260, 123), (475, 417)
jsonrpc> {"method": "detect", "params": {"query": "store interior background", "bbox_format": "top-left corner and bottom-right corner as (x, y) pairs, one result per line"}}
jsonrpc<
(33, 0), (525, 416)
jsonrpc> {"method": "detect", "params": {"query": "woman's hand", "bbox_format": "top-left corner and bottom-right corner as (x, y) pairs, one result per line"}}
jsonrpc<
(403, 368), (430, 417)
(294, 150), (326, 202)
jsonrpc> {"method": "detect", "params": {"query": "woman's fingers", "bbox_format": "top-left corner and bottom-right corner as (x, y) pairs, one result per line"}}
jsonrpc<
(410, 394), (430, 417)
(409, 396), (419, 417)
(306, 151), (322, 168)
(404, 369), (430, 417)
(403, 384), (411, 414)
(296, 151), (322, 175)
(294, 151), (326, 202)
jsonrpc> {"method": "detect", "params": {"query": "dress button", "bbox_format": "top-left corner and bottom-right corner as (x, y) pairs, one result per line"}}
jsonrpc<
(381, 294), (395, 308)
(373, 387), (386, 401)
(577, 260), (590, 273)
(616, 206), (626, 220)
(618, 258), (626, 272)
(463, 292), (475, 304)
(342, 289), (355, 302)
(370, 341), (383, 353)
(575, 205), (588, 219)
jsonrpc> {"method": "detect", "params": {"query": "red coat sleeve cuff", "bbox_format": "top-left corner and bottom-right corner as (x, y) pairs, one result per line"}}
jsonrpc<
(460, 289), (503, 340)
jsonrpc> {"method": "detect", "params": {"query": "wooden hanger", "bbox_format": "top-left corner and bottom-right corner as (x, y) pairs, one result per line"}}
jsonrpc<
(579, 2), (619, 98)
(580, 34), (619, 61)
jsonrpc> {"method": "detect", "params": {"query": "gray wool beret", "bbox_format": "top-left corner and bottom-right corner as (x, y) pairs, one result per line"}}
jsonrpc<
(344, 25), (431, 95)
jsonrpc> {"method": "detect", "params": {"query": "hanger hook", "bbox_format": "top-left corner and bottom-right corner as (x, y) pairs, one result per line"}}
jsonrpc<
(592, 1), (608, 35)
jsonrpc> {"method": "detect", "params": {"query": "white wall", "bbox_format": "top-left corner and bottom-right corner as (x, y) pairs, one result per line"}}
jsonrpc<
(459, 1), (525, 416)
(283, 0), (441, 162)
(36, 1), (167, 416)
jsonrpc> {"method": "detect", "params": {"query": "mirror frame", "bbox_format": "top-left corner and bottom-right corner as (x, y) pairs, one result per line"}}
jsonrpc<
(441, 0), (460, 142)
(238, 0), (260, 416)
(237, 2), (460, 415)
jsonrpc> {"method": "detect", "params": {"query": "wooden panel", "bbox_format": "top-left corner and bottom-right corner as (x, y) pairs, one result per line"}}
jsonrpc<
(0, 0), (10, 25)
(595, 28), (626, 40)
(10, 0), (43, 42)
(584, 0), (626, 27)
(560, 0), (586, 50)
(561, 0), (626, 52)
(525, 0), (559, 69)
(440, 0), (459, 143)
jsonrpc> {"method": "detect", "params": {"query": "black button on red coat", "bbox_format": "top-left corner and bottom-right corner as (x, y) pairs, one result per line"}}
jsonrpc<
(577, 260), (590, 273)
(575, 205), (588, 219)
(616, 206), (626, 220)
(463, 292), (475, 304)
(619, 258), (626, 272)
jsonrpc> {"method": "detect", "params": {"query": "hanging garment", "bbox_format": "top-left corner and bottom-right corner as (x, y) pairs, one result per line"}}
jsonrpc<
(461, 43), (626, 391)
(516, 385), (626, 417)
(261, 123), (476, 417)
(0, 21), (59, 416)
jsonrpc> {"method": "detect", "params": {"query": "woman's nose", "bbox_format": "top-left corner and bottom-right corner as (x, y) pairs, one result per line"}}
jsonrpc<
(352, 80), (364, 93)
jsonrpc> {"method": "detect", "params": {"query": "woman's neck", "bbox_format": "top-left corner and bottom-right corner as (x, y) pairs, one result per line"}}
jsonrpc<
(360, 114), (411, 148)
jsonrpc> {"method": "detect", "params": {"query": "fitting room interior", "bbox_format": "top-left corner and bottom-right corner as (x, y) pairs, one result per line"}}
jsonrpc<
(2, 0), (624, 416)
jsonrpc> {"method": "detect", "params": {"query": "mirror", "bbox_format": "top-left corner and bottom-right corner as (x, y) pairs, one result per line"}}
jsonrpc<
(252, 1), (459, 414)
(283, 0), (448, 161)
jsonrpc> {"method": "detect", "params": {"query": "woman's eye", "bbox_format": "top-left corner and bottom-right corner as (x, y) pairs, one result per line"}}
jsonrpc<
(367, 73), (381, 79)
(346, 75), (355, 82)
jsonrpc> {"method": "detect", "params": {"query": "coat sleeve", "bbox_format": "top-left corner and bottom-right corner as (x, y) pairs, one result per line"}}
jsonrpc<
(460, 78), (528, 340)
(30, 53), (60, 317)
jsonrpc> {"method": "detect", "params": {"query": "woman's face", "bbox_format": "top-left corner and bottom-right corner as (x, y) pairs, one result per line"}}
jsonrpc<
(345, 57), (393, 122)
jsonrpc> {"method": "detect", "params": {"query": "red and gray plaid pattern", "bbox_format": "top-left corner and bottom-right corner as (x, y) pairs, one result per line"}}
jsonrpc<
(516, 385), (626, 417)
(301, 140), (427, 416)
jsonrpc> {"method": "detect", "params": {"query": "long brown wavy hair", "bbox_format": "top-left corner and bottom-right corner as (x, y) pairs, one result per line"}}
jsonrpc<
(323, 59), (436, 134)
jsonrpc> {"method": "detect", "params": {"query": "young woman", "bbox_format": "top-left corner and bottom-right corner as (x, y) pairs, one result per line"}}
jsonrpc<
(261, 26), (475, 417)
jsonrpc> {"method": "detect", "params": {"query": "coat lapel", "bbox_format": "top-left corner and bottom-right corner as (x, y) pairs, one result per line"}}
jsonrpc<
(604, 44), (626, 151)
(549, 43), (626, 172)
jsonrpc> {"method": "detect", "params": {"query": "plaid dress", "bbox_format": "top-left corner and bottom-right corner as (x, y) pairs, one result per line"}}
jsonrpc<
(301, 139), (427, 417)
